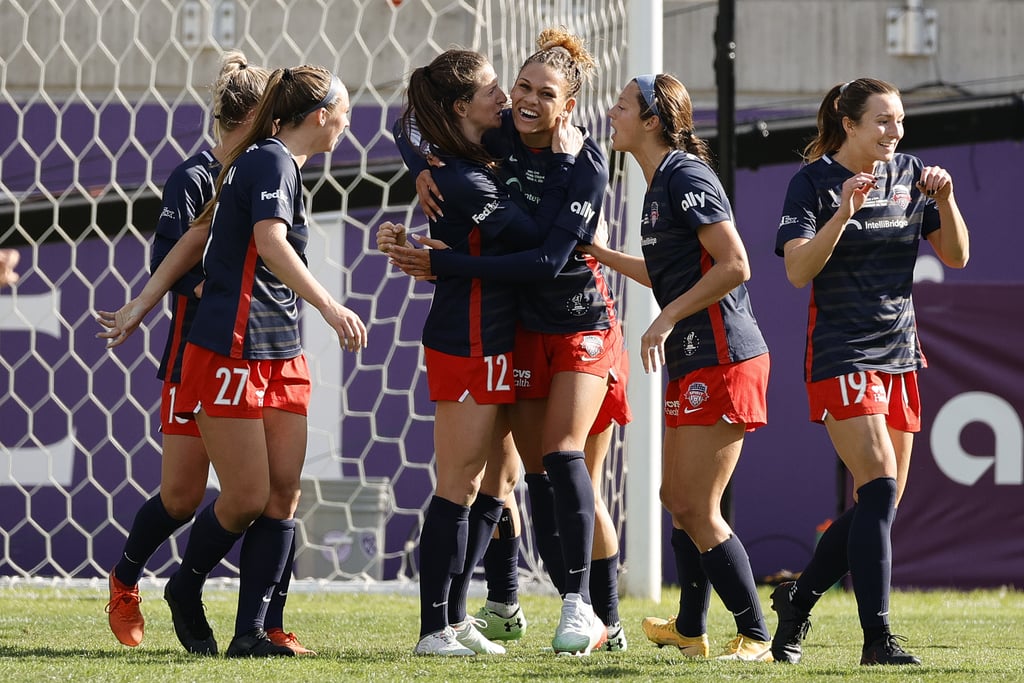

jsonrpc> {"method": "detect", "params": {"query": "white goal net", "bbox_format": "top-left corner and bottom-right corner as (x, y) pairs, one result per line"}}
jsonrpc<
(0, 0), (633, 587)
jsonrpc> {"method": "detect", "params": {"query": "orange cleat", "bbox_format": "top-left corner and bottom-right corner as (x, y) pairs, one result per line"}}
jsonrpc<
(266, 627), (317, 655)
(105, 570), (144, 647)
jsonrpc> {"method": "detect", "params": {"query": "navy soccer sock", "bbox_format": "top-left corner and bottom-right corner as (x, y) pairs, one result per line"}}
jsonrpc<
(672, 527), (711, 637)
(115, 493), (191, 586)
(525, 473), (566, 595)
(234, 516), (294, 636)
(170, 501), (243, 599)
(848, 477), (897, 643)
(590, 552), (621, 626)
(792, 505), (855, 613)
(418, 496), (469, 637)
(542, 450), (595, 600)
(263, 533), (296, 631)
(701, 534), (770, 641)
(483, 507), (520, 606)
(448, 494), (503, 625)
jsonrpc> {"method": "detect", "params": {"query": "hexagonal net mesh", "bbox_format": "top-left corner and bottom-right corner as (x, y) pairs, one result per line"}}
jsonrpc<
(0, 0), (630, 587)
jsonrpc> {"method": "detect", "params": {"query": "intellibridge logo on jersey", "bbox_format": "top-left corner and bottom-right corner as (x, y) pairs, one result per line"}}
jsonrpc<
(846, 216), (910, 231)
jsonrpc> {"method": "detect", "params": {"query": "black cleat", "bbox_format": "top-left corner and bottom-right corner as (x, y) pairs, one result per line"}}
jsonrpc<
(226, 628), (296, 658)
(770, 581), (811, 663)
(861, 633), (921, 666)
(163, 579), (217, 655)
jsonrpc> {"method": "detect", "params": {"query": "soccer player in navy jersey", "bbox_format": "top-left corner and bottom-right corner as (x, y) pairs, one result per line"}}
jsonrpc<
(768, 78), (969, 667)
(387, 48), (588, 656)
(585, 74), (774, 662)
(101, 64), (366, 658)
(383, 28), (628, 655)
(101, 51), (288, 651)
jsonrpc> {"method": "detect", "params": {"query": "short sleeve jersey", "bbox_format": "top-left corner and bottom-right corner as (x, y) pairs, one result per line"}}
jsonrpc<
(188, 137), (307, 360)
(775, 153), (941, 381)
(641, 150), (768, 381)
(153, 149), (217, 382)
(422, 154), (563, 357)
(483, 111), (616, 333)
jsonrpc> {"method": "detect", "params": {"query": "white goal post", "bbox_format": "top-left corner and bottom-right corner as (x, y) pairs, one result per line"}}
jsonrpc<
(0, 0), (662, 597)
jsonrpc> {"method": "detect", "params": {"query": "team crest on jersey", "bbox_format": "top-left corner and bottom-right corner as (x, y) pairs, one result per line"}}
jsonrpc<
(649, 201), (660, 225)
(685, 382), (710, 409)
(579, 335), (604, 360)
(566, 293), (589, 317)
(682, 331), (700, 356)
(890, 184), (912, 210)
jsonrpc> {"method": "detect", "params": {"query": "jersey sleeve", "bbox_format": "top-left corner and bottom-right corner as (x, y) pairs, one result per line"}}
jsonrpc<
(152, 163), (206, 297)
(667, 160), (732, 231)
(249, 150), (301, 227)
(551, 134), (608, 244)
(428, 224), (579, 281)
(775, 170), (819, 256)
(392, 117), (431, 180)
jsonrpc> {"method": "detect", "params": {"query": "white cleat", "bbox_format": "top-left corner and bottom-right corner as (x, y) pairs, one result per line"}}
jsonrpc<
(414, 626), (475, 656)
(452, 617), (506, 655)
(551, 593), (608, 656)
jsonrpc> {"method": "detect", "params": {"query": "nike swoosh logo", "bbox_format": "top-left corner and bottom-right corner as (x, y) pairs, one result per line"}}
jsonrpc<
(568, 567), (587, 575)
(683, 406), (703, 414)
(432, 601), (447, 608)
(261, 596), (272, 603)
(732, 607), (751, 617)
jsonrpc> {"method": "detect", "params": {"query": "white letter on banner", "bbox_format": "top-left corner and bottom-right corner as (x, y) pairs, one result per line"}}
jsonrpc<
(931, 391), (1023, 486)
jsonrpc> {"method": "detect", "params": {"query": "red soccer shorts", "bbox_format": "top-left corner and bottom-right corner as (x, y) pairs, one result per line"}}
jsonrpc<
(514, 325), (621, 401)
(174, 343), (311, 420)
(160, 380), (201, 437)
(589, 334), (632, 435)
(806, 369), (921, 432)
(424, 347), (516, 405)
(664, 353), (769, 431)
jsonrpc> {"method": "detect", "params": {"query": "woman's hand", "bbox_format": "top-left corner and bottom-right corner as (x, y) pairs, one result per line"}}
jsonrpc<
(415, 167), (445, 221)
(839, 172), (877, 219)
(321, 301), (367, 353)
(95, 298), (150, 348)
(551, 113), (584, 157)
(639, 313), (675, 374)
(918, 165), (954, 201)
(388, 234), (449, 281)
(375, 221), (408, 254)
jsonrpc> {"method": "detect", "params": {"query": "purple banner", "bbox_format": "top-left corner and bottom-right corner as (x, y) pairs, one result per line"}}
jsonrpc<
(891, 283), (1024, 587)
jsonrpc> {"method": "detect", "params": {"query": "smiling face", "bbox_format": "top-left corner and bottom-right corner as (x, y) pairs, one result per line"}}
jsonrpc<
(607, 81), (647, 153)
(841, 92), (904, 168)
(510, 62), (573, 146)
(458, 63), (506, 143)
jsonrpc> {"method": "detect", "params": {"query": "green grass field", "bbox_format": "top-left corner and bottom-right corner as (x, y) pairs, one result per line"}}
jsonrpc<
(0, 581), (1021, 682)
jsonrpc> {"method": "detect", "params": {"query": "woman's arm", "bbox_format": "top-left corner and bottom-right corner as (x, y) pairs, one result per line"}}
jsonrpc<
(254, 219), (367, 353)
(783, 171), (876, 288)
(640, 220), (749, 373)
(95, 221), (210, 347)
(920, 165), (969, 268)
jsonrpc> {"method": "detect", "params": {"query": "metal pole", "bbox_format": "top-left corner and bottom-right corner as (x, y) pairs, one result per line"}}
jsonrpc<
(622, 0), (663, 603)
(714, 0), (737, 525)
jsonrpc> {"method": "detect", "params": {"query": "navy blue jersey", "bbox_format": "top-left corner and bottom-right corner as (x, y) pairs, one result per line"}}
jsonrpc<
(188, 137), (307, 359)
(420, 152), (574, 356)
(482, 110), (616, 333)
(641, 150), (768, 380)
(152, 149), (218, 382)
(775, 153), (941, 381)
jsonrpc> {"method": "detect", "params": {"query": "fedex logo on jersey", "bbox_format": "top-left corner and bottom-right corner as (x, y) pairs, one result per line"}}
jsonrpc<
(473, 200), (500, 223)
(261, 189), (284, 201)
(160, 207), (176, 220)
(679, 191), (707, 213)
(779, 215), (799, 227)
(571, 200), (596, 222)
